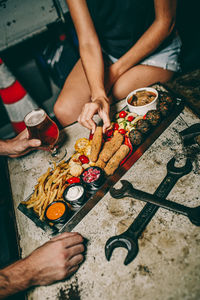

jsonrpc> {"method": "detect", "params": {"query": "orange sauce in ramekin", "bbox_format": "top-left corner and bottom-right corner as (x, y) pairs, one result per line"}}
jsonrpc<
(46, 202), (66, 220)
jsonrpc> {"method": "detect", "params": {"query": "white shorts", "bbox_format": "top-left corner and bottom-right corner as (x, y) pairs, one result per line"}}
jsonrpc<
(106, 36), (182, 73)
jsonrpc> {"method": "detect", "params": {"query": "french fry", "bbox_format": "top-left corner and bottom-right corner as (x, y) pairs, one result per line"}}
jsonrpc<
(50, 189), (58, 203)
(27, 197), (43, 208)
(33, 206), (39, 214)
(38, 168), (51, 185)
(54, 170), (69, 183)
(57, 181), (63, 198)
(58, 184), (68, 199)
(40, 202), (48, 220)
(35, 195), (46, 211)
(45, 168), (60, 191)
(52, 179), (62, 191)
(39, 206), (42, 218)
(58, 160), (67, 168)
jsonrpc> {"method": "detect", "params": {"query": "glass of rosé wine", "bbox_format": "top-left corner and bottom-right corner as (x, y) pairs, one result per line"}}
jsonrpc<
(24, 108), (67, 161)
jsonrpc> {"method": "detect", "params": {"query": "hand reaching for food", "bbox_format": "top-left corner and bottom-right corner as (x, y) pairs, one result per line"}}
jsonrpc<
(77, 97), (110, 133)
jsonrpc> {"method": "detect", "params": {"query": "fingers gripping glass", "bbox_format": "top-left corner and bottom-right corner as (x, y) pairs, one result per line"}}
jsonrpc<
(24, 109), (67, 161)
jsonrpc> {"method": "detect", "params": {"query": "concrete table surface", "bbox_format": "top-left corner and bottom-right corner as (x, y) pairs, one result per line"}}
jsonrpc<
(8, 101), (200, 300)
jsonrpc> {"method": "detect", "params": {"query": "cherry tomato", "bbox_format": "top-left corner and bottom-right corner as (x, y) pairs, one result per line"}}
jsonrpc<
(119, 111), (127, 118)
(127, 115), (134, 122)
(105, 128), (114, 137)
(143, 114), (147, 119)
(113, 123), (119, 131)
(79, 155), (89, 164)
(67, 177), (80, 184)
(118, 129), (126, 135)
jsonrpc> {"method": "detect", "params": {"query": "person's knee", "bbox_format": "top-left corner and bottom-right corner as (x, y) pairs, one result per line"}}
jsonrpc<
(54, 100), (64, 121)
(54, 94), (81, 127)
(54, 99), (71, 126)
(112, 81), (135, 100)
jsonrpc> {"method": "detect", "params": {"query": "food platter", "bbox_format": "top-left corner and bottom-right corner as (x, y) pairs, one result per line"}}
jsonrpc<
(18, 83), (185, 234)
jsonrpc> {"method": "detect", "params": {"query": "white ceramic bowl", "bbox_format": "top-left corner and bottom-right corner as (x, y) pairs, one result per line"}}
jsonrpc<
(126, 87), (158, 116)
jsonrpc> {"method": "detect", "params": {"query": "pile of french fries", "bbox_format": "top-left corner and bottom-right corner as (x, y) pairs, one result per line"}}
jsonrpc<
(21, 160), (72, 220)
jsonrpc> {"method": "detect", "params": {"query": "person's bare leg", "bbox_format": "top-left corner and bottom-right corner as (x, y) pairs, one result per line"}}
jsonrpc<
(111, 64), (174, 100)
(54, 59), (91, 127)
(54, 62), (174, 126)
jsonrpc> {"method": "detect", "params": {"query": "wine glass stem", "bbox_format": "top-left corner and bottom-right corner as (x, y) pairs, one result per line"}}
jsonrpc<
(50, 147), (58, 157)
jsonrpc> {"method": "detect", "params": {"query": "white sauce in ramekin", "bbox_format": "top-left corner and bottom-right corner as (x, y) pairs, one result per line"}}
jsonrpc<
(66, 185), (84, 201)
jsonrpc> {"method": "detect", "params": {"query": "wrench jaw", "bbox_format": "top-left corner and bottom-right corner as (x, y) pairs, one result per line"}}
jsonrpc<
(110, 180), (134, 199)
(167, 157), (193, 176)
(105, 238), (121, 261)
(105, 235), (139, 265)
(124, 243), (139, 265)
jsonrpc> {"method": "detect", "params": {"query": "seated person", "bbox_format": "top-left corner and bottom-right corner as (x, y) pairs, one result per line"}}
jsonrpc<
(54, 0), (181, 134)
(0, 129), (84, 299)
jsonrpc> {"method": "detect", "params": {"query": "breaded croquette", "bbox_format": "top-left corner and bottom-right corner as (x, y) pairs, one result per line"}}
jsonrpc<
(90, 126), (103, 162)
(95, 158), (106, 169)
(104, 144), (130, 176)
(99, 132), (124, 162)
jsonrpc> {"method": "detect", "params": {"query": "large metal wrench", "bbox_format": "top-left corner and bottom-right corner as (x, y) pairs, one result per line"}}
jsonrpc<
(105, 157), (193, 265)
(110, 180), (200, 226)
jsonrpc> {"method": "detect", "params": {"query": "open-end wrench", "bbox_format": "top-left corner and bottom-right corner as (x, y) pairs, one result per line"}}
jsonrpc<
(110, 180), (200, 226)
(105, 157), (193, 265)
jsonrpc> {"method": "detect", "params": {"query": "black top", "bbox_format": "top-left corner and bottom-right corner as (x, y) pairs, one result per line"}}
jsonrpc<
(86, 0), (174, 58)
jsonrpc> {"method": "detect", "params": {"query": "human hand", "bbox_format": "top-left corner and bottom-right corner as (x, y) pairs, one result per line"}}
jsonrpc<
(5, 129), (41, 158)
(78, 97), (110, 133)
(26, 232), (84, 286)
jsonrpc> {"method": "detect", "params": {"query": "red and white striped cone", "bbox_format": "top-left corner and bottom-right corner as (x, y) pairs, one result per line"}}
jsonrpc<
(0, 57), (39, 134)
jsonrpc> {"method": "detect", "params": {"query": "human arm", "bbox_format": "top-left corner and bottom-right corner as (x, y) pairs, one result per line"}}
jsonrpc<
(66, 0), (110, 133)
(0, 232), (84, 299)
(0, 129), (41, 158)
(106, 0), (177, 92)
